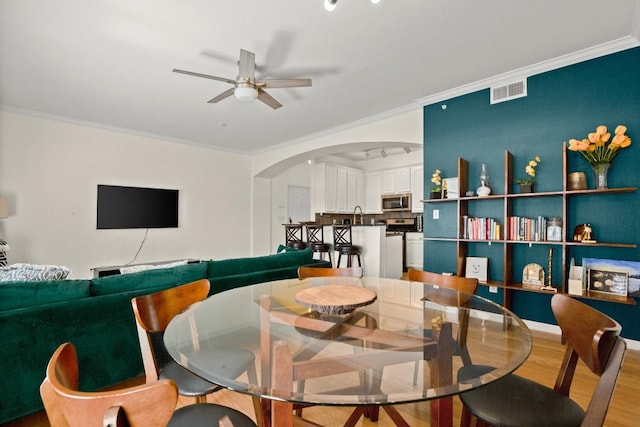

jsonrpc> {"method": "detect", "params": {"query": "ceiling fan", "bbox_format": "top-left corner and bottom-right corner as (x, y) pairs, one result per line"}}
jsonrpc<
(173, 49), (312, 110)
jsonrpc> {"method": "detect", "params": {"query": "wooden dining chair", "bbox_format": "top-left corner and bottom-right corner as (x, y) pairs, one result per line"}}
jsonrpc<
(131, 279), (261, 423)
(40, 342), (257, 427)
(297, 266), (363, 279)
(294, 265), (368, 418)
(407, 269), (478, 368)
(458, 293), (626, 427)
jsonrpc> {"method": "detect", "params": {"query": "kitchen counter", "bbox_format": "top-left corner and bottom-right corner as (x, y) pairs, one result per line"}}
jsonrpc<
(323, 225), (401, 278)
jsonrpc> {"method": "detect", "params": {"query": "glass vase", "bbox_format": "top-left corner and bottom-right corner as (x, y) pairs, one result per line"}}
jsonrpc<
(591, 162), (610, 189)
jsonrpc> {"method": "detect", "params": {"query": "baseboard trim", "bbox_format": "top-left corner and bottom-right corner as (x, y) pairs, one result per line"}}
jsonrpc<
(524, 319), (640, 351)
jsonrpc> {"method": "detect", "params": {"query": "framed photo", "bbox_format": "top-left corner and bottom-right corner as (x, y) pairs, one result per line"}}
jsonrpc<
(443, 177), (459, 199)
(583, 258), (640, 297)
(465, 257), (488, 283)
(587, 268), (628, 297)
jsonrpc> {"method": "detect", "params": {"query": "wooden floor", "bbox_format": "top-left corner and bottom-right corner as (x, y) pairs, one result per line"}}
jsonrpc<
(5, 329), (638, 427)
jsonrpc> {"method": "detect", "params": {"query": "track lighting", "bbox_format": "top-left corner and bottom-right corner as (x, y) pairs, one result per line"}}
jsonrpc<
(380, 148), (387, 158)
(324, 0), (338, 11)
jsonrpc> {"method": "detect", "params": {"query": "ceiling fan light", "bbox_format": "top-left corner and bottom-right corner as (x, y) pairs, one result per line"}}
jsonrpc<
(324, 0), (337, 12)
(234, 86), (258, 102)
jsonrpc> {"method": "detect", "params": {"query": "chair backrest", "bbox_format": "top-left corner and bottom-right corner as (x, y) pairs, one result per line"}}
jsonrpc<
(407, 269), (478, 294)
(131, 279), (211, 382)
(40, 342), (178, 427)
(306, 224), (325, 244)
(332, 224), (353, 246)
(284, 224), (304, 245)
(550, 293), (626, 426)
(298, 266), (363, 279)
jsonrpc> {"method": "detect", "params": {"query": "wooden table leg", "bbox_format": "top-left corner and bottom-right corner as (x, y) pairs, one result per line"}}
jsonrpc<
(272, 341), (294, 427)
(430, 322), (453, 427)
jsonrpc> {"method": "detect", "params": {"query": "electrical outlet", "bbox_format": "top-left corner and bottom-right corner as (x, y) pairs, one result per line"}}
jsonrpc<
(433, 209), (439, 219)
(489, 286), (498, 293)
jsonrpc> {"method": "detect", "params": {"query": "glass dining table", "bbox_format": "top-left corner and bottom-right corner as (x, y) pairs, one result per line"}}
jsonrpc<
(164, 276), (532, 427)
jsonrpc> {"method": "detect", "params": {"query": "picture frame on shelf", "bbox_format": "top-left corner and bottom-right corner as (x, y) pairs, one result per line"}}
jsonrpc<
(443, 177), (459, 199)
(587, 268), (628, 298)
(522, 263), (544, 289)
(465, 256), (488, 283)
(583, 258), (640, 297)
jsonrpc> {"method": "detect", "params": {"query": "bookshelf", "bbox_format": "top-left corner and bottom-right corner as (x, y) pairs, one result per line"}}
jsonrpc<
(422, 145), (637, 306)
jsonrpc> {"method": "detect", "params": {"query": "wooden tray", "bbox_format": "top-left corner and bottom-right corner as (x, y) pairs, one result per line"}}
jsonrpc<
(295, 285), (377, 315)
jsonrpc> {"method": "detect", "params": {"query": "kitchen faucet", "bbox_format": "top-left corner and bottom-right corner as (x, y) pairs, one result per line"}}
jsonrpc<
(353, 205), (363, 225)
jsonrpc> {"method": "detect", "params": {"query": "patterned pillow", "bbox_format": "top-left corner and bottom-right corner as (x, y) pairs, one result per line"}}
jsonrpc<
(0, 263), (71, 281)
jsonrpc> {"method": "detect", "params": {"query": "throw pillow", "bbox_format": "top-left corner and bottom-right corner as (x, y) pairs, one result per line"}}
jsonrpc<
(0, 263), (71, 282)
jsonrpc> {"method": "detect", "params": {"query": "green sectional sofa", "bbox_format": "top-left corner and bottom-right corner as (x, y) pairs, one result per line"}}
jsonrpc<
(0, 248), (329, 423)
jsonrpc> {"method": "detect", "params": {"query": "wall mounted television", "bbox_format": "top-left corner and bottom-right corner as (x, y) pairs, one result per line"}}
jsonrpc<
(97, 185), (179, 229)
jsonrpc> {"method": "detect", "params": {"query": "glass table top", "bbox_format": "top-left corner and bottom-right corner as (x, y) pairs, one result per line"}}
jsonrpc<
(164, 276), (532, 407)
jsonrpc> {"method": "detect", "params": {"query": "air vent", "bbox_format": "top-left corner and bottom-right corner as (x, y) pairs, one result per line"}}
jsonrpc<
(490, 78), (527, 104)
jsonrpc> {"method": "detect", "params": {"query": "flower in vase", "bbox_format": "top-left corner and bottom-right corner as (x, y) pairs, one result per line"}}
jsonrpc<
(567, 124), (632, 166)
(430, 168), (442, 192)
(516, 156), (541, 185)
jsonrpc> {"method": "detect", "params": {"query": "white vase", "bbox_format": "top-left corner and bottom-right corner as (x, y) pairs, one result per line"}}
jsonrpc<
(476, 184), (491, 197)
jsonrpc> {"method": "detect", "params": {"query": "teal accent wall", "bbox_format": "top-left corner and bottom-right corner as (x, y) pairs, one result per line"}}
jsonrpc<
(423, 47), (640, 339)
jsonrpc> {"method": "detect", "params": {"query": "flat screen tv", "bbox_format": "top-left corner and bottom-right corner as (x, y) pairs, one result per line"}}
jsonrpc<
(97, 185), (179, 229)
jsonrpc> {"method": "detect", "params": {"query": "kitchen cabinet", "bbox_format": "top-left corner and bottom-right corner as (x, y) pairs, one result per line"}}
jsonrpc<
(345, 169), (365, 212)
(410, 165), (424, 213)
(405, 232), (424, 270)
(383, 167), (411, 194)
(323, 225), (390, 276)
(336, 167), (348, 212)
(365, 171), (382, 213)
(314, 163), (365, 213)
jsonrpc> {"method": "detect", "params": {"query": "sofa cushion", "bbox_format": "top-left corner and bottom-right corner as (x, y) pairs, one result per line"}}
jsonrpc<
(207, 248), (314, 278)
(0, 263), (71, 282)
(0, 279), (90, 311)
(90, 261), (207, 296)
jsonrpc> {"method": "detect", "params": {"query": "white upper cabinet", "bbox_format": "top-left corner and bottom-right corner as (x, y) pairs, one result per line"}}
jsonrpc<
(313, 163), (365, 214)
(382, 167), (411, 194)
(410, 165), (424, 213)
(336, 167), (348, 212)
(365, 171), (382, 213)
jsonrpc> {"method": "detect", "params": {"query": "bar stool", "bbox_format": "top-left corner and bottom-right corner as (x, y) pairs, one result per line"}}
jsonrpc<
(306, 224), (332, 265)
(284, 224), (306, 250)
(332, 224), (361, 268)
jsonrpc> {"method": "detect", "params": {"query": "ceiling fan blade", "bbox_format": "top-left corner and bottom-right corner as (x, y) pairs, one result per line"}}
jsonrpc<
(260, 78), (312, 88)
(207, 88), (235, 104)
(257, 88), (282, 110)
(238, 49), (256, 82)
(172, 69), (236, 85)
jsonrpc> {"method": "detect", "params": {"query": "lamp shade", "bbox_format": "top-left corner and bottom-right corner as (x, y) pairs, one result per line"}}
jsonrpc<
(234, 86), (258, 102)
(0, 197), (8, 219)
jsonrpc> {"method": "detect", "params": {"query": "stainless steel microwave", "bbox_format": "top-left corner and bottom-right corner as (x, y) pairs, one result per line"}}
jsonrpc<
(381, 193), (411, 212)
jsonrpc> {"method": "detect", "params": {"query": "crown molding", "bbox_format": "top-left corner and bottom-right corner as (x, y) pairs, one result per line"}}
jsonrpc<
(416, 36), (640, 106)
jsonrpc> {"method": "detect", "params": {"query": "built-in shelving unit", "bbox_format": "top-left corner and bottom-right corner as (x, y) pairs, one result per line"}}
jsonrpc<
(421, 145), (637, 306)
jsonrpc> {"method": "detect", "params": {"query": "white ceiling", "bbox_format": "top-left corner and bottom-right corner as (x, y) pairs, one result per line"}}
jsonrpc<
(1, 0), (638, 159)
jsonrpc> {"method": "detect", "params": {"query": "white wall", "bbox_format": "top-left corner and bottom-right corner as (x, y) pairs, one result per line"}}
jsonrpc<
(0, 111), (252, 278)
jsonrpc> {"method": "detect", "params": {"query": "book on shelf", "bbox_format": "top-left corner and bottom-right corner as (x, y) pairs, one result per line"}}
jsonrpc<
(508, 216), (548, 241)
(462, 215), (502, 240)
